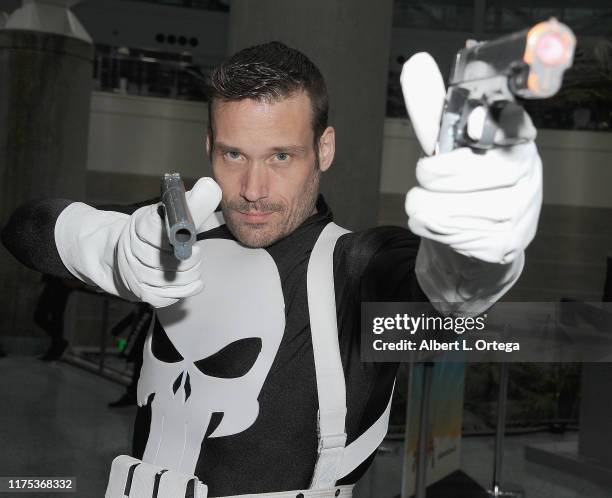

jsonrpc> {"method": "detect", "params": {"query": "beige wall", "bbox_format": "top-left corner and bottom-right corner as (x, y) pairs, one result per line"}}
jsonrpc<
(88, 92), (211, 179)
(380, 119), (612, 209)
(87, 92), (612, 210)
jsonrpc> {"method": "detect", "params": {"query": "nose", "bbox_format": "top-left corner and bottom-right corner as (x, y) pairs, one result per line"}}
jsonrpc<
(240, 163), (268, 203)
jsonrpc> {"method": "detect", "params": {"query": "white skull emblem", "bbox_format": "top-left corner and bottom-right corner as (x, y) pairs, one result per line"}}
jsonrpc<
(137, 239), (285, 475)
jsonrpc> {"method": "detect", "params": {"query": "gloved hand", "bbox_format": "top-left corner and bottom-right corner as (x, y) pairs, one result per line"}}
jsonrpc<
(55, 177), (222, 308)
(400, 52), (543, 313)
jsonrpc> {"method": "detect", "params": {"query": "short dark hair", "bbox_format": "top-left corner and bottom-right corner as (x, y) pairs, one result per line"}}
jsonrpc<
(208, 41), (329, 147)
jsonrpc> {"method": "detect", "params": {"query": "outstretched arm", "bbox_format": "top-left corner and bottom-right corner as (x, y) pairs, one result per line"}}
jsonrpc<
(399, 53), (542, 315)
(1, 196), (162, 279)
(2, 177), (222, 307)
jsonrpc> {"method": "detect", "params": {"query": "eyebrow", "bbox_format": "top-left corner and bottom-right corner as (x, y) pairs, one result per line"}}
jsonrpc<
(214, 142), (241, 154)
(214, 142), (308, 155)
(269, 145), (308, 155)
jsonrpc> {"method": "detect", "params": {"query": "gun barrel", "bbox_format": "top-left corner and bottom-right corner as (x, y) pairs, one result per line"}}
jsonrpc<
(161, 173), (196, 260)
(450, 18), (576, 99)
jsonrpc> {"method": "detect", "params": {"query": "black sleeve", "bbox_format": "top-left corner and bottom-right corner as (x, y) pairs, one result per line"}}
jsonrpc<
(335, 225), (428, 304)
(362, 226), (428, 302)
(2, 198), (75, 278)
(1, 197), (160, 279)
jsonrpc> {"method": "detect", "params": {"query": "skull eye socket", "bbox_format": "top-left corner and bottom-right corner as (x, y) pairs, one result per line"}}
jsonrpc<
(194, 338), (262, 378)
(151, 319), (184, 363)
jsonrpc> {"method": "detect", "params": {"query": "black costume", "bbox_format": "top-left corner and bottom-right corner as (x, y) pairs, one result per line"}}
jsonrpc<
(2, 195), (426, 497)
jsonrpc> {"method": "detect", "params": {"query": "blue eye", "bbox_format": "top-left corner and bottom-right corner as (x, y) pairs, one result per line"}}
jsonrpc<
(276, 153), (289, 161)
(225, 151), (241, 160)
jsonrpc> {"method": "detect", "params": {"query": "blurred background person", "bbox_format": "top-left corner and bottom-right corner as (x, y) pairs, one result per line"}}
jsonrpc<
(34, 275), (80, 361)
(107, 303), (153, 408)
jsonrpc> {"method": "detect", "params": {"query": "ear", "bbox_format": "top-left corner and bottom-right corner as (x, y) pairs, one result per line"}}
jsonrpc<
(317, 126), (335, 172)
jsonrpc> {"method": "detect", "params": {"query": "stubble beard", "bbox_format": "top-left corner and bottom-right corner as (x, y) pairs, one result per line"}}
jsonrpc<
(222, 168), (321, 248)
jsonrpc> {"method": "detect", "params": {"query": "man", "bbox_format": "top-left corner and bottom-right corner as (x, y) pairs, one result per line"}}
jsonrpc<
(34, 275), (79, 361)
(107, 303), (154, 408)
(2, 42), (541, 497)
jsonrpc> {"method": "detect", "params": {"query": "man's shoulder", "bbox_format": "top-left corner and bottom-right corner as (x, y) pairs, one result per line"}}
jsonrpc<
(333, 225), (419, 282)
(333, 225), (424, 302)
(336, 225), (420, 263)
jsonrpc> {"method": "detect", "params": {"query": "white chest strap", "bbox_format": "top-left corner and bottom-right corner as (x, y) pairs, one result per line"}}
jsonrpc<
(306, 222), (396, 488)
(307, 222), (350, 489)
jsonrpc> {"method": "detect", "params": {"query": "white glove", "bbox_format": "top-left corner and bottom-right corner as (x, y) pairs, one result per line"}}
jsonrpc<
(400, 52), (543, 314)
(55, 177), (222, 308)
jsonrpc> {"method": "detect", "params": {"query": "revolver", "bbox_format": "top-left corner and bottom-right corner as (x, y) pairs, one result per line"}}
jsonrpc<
(438, 18), (576, 153)
(161, 173), (196, 261)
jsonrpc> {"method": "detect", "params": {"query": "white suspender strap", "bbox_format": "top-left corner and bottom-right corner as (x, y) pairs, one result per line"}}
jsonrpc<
(337, 380), (395, 479)
(306, 222), (350, 489)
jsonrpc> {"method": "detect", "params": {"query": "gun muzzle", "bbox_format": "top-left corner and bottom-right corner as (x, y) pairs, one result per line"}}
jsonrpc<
(161, 173), (196, 261)
(522, 18), (576, 98)
(449, 18), (576, 99)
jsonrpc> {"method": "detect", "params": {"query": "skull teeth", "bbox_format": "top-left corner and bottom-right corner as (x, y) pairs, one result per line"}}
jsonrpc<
(171, 371), (191, 402)
(172, 372), (184, 395)
(184, 372), (191, 401)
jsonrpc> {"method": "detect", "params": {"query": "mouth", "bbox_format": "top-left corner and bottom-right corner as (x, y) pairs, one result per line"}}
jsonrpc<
(236, 210), (274, 223)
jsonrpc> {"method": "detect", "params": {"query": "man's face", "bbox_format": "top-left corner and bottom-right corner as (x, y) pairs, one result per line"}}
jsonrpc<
(208, 91), (334, 248)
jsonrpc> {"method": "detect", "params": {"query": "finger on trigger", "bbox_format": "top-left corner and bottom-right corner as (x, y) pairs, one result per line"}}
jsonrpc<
(466, 106), (487, 142)
(466, 102), (537, 146)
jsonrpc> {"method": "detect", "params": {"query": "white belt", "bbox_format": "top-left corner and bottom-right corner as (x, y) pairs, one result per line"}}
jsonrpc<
(106, 455), (353, 498)
(219, 484), (353, 498)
